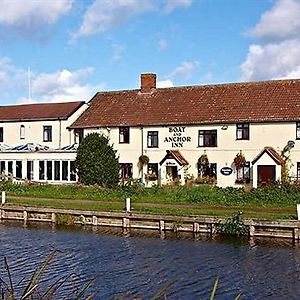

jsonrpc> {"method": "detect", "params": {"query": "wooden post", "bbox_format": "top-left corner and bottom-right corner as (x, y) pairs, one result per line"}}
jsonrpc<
(159, 220), (165, 234)
(92, 216), (98, 226)
(126, 198), (131, 212)
(250, 225), (255, 237)
(1, 191), (5, 204)
(51, 213), (56, 223)
(23, 210), (28, 225)
(193, 222), (200, 234)
(123, 217), (130, 229)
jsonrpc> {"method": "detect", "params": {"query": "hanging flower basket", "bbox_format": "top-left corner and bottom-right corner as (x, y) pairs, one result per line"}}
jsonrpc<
(139, 155), (149, 166)
(234, 152), (246, 168)
(198, 154), (209, 166)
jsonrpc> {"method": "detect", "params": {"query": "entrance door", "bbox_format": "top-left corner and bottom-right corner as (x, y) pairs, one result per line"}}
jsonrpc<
(258, 165), (276, 185)
(166, 166), (178, 181)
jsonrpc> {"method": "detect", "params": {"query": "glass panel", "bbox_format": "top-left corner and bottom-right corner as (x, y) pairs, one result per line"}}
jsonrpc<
(8, 161), (13, 175)
(27, 161), (33, 180)
(62, 161), (68, 181)
(47, 161), (52, 180)
(0, 161), (5, 173)
(20, 125), (25, 139)
(70, 161), (76, 181)
(54, 161), (60, 181)
(39, 161), (45, 180)
(16, 161), (22, 178)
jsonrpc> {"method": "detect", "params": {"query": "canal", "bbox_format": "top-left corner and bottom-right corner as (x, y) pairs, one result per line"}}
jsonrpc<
(0, 222), (300, 299)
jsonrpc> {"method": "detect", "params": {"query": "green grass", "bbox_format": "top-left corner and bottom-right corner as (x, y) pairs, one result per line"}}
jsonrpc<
(1, 181), (300, 220)
(6, 197), (296, 220)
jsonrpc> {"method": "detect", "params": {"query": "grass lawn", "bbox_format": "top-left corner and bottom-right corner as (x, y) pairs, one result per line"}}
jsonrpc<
(1, 181), (299, 220)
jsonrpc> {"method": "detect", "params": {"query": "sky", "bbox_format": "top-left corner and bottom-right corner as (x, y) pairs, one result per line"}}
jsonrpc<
(0, 0), (299, 105)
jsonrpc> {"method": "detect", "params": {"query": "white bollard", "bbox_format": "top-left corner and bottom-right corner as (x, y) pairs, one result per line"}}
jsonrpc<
(297, 204), (300, 221)
(1, 191), (5, 204)
(126, 197), (131, 212)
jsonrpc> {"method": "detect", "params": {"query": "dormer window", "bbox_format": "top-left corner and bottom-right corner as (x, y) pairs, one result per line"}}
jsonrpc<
(119, 126), (130, 144)
(20, 125), (25, 139)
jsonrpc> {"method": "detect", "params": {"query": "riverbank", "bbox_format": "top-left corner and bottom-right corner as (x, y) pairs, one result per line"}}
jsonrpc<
(1, 203), (300, 241)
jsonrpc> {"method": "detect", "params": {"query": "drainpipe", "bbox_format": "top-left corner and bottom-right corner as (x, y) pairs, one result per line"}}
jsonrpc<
(59, 118), (62, 149)
(141, 126), (144, 184)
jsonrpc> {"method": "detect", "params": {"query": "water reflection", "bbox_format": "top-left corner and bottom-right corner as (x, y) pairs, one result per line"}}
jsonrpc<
(0, 221), (300, 299)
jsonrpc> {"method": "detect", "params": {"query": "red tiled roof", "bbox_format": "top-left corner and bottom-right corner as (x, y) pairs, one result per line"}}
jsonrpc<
(160, 150), (189, 166)
(252, 147), (284, 165)
(70, 78), (300, 128)
(0, 101), (85, 122)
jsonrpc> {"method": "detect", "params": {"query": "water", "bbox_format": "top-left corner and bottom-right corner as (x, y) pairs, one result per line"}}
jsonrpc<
(1, 222), (300, 299)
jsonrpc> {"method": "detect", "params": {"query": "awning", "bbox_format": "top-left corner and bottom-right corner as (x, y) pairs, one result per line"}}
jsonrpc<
(159, 150), (189, 166)
(252, 147), (284, 165)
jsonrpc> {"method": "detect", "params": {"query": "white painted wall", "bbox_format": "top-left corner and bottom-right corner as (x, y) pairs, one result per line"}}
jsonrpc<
(0, 104), (87, 149)
(78, 121), (300, 187)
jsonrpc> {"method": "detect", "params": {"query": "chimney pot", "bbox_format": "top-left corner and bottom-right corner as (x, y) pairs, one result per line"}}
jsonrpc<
(140, 73), (156, 92)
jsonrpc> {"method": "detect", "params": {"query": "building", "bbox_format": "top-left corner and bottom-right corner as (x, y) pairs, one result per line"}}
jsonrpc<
(0, 101), (87, 183)
(70, 73), (300, 188)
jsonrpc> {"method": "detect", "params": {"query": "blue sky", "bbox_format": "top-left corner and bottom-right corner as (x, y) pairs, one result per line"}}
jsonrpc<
(0, 0), (299, 105)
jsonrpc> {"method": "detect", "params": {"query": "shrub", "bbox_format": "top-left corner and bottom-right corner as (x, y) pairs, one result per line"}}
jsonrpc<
(216, 212), (249, 236)
(75, 133), (119, 187)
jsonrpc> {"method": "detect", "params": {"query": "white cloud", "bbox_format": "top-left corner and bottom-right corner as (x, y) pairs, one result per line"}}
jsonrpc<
(242, 40), (300, 81)
(30, 68), (104, 103)
(168, 61), (199, 79)
(157, 79), (174, 88)
(249, 0), (300, 41)
(164, 0), (193, 13)
(0, 0), (73, 31)
(241, 0), (300, 81)
(74, 0), (154, 39)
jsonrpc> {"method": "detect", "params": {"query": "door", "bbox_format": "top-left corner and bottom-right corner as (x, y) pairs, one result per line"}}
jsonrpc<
(258, 165), (276, 185)
(166, 166), (178, 181)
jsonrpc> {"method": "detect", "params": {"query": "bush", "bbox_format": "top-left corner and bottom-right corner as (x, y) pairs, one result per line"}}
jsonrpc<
(75, 133), (119, 187)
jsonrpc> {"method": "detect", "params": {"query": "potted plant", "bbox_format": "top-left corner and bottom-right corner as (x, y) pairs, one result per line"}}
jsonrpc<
(198, 154), (209, 166)
(145, 173), (157, 181)
(139, 155), (149, 166)
(233, 151), (246, 169)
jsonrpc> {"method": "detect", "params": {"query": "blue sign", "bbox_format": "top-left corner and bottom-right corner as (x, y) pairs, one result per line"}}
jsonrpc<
(220, 167), (233, 176)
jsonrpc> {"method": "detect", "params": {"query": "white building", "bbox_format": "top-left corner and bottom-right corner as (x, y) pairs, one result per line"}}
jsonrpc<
(0, 101), (87, 183)
(70, 73), (300, 188)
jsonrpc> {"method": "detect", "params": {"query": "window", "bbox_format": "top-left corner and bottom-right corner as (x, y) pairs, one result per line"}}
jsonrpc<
(16, 161), (22, 178)
(0, 127), (3, 142)
(119, 163), (133, 179)
(70, 161), (76, 181)
(62, 161), (68, 181)
(198, 130), (217, 147)
(236, 123), (249, 140)
(0, 161), (5, 173)
(43, 126), (52, 142)
(297, 123), (300, 139)
(27, 161), (33, 180)
(146, 163), (158, 181)
(119, 127), (130, 143)
(46, 161), (52, 180)
(74, 128), (84, 143)
(20, 125), (25, 139)
(147, 131), (158, 148)
(39, 161), (45, 180)
(236, 161), (250, 184)
(198, 163), (217, 179)
(54, 161), (60, 181)
(8, 161), (12, 175)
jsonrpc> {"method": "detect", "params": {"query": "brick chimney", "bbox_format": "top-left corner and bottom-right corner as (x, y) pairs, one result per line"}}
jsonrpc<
(140, 73), (156, 92)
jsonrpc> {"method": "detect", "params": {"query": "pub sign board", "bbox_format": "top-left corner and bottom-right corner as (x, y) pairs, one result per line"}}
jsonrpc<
(220, 167), (233, 176)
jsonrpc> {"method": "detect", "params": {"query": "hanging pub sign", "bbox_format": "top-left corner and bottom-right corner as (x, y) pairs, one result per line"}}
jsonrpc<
(220, 167), (233, 176)
(164, 126), (192, 148)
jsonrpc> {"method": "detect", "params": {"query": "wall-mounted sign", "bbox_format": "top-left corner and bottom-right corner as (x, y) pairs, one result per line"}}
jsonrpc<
(220, 167), (233, 176)
(164, 126), (192, 148)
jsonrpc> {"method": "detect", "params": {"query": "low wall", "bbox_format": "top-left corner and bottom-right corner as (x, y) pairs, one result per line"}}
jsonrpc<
(0, 205), (299, 241)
